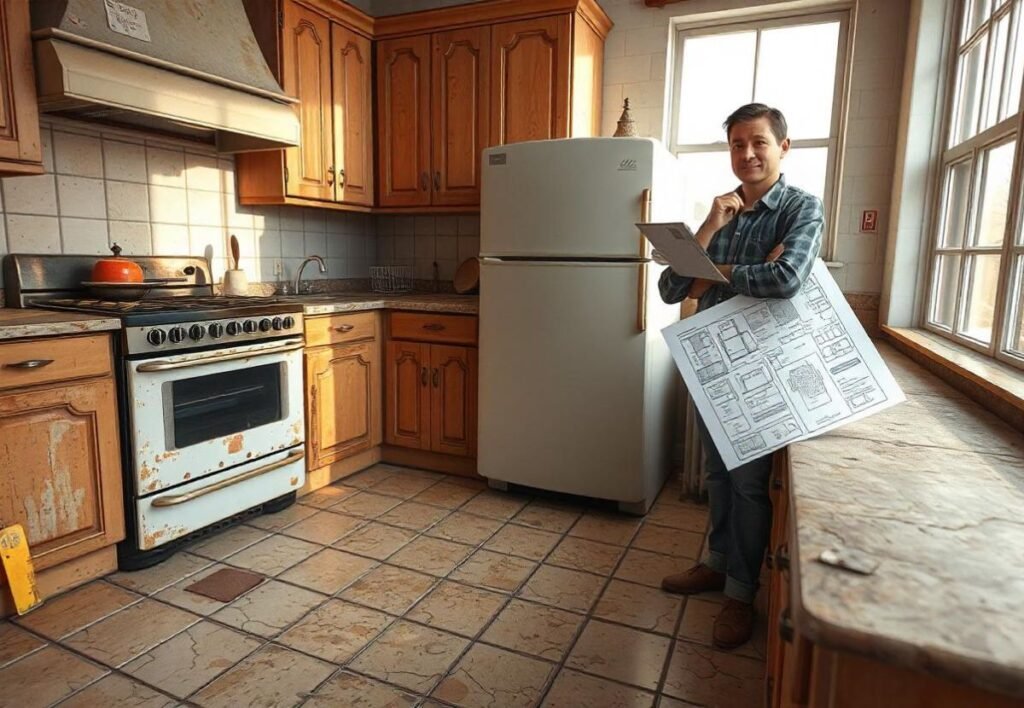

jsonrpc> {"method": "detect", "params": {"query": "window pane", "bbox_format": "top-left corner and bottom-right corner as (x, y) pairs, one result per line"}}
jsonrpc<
(931, 254), (962, 329)
(963, 0), (992, 40)
(677, 151), (739, 229)
(755, 22), (840, 139)
(983, 13), (1010, 130)
(1006, 8), (1024, 120)
(973, 140), (1015, 247)
(940, 160), (973, 248)
(1008, 255), (1024, 354)
(961, 253), (1002, 343)
(953, 37), (989, 145)
(677, 32), (756, 144)
(781, 147), (828, 201)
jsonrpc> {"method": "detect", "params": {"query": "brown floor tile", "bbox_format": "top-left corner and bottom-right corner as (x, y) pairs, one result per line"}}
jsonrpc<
(412, 481), (483, 508)
(378, 500), (451, 531)
(481, 599), (583, 661)
(656, 696), (698, 708)
(0, 646), (106, 707)
(191, 644), (334, 708)
(632, 524), (703, 559)
(212, 580), (325, 638)
(154, 563), (251, 616)
(676, 598), (763, 660)
(518, 565), (605, 613)
(615, 550), (691, 588)
(279, 510), (365, 545)
(14, 581), (140, 640)
(542, 669), (656, 708)
(189, 525), (270, 561)
(432, 643), (553, 708)
(450, 549), (537, 593)
(461, 490), (531, 520)
(483, 524), (562, 561)
(0, 621), (45, 668)
(566, 620), (671, 691)
(661, 642), (764, 707)
(107, 552), (212, 595)
(62, 599), (200, 668)
(298, 484), (360, 509)
(512, 501), (582, 533)
(339, 564), (437, 614)
(644, 502), (708, 534)
(245, 502), (318, 531)
(278, 548), (378, 594)
(121, 620), (261, 699)
(277, 599), (392, 664)
(339, 465), (400, 489)
(547, 537), (624, 575)
(224, 534), (320, 576)
(594, 580), (683, 635)
(569, 512), (643, 546)
(407, 581), (507, 637)
(331, 491), (403, 518)
(334, 521), (418, 560)
(426, 512), (504, 545)
(388, 536), (474, 576)
(369, 473), (439, 499)
(57, 673), (177, 707)
(349, 620), (468, 694)
(304, 671), (418, 707)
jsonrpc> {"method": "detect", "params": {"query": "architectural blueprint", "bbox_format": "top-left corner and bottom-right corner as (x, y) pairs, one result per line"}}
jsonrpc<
(662, 259), (904, 470)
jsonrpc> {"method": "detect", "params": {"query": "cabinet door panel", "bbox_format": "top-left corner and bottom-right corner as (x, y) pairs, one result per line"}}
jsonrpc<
(0, 0), (41, 170)
(430, 345), (477, 457)
(331, 24), (374, 206)
(385, 341), (430, 449)
(377, 36), (432, 207)
(491, 16), (571, 146)
(307, 340), (381, 470)
(0, 379), (123, 573)
(432, 27), (490, 206)
(282, 1), (333, 201)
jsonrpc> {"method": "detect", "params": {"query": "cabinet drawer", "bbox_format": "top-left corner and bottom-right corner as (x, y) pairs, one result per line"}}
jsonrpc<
(0, 334), (112, 390)
(305, 312), (378, 347)
(389, 312), (477, 345)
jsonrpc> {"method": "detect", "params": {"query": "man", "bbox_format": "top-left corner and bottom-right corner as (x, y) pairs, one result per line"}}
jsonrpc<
(656, 103), (823, 649)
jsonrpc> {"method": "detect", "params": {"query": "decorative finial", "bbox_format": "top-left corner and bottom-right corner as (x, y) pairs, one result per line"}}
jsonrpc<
(613, 98), (637, 137)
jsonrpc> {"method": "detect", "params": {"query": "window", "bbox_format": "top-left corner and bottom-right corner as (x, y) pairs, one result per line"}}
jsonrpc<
(667, 12), (850, 256)
(926, 0), (1024, 362)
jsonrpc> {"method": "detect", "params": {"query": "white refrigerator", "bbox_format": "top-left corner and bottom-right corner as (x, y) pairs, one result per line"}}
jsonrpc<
(479, 137), (687, 514)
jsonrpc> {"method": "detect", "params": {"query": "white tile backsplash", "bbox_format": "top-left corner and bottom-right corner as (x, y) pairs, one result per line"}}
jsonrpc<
(2, 174), (58, 215)
(61, 218), (109, 255)
(146, 147), (186, 187)
(106, 181), (150, 222)
(184, 153), (221, 192)
(54, 131), (104, 178)
(57, 176), (107, 219)
(110, 221), (152, 255)
(103, 140), (148, 183)
(7, 214), (60, 253)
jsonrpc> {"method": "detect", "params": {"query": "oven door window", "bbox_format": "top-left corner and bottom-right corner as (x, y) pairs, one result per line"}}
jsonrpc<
(170, 363), (283, 448)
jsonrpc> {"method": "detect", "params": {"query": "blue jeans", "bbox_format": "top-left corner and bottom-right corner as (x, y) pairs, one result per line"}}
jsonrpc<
(697, 417), (773, 604)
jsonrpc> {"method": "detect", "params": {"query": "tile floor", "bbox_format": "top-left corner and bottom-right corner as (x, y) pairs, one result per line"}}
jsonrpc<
(0, 465), (766, 708)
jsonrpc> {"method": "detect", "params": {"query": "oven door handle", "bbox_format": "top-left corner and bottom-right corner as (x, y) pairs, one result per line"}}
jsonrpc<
(150, 450), (304, 507)
(135, 339), (304, 373)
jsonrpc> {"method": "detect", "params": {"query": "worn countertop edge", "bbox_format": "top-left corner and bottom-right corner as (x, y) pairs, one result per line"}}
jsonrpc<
(0, 315), (122, 341)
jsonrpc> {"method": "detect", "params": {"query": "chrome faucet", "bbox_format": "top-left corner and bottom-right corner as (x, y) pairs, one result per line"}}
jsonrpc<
(294, 255), (327, 294)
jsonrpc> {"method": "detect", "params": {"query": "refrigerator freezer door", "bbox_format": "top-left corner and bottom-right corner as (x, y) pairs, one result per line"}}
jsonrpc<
(478, 259), (661, 505)
(482, 137), (683, 258)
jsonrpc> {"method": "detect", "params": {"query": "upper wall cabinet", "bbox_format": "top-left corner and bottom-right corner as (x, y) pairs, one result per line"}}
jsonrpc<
(0, 0), (43, 176)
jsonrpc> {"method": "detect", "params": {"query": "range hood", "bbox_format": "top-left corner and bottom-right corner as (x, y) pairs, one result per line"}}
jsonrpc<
(30, 0), (299, 153)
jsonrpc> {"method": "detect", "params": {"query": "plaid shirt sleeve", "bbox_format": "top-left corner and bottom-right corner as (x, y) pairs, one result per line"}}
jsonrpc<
(658, 267), (693, 304)
(730, 193), (823, 299)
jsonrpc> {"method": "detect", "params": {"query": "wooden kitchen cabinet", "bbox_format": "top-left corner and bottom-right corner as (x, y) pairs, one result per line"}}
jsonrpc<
(377, 35), (432, 208)
(0, 0), (44, 175)
(331, 23), (374, 207)
(0, 333), (124, 617)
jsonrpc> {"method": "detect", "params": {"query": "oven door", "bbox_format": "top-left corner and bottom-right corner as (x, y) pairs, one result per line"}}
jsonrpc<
(126, 337), (305, 494)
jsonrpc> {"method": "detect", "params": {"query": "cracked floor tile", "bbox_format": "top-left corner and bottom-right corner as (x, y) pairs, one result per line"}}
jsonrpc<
(0, 646), (106, 707)
(483, 524), (562, 561)
(334, 522), (418, 560)
(330, 491), (404, 518)
(14, 581), (140, 640)
(278, 599), (392, 663)
(542, 669), (655, 708)
(614, 550), (688, 588)
(412, 481), (484, 509)
(568, 512), (643, 546)
(212, 580), (325, 638)
(546, 536), (625, 576)
(57, 673), (176, 708)
(450, 549), (536, 593)
(406, 581), (508, 637)
(368, 473), (440, 499)
(377, 501), (452, 531)
(222, 534), (321, 576)
(511, 501), (583, 534)
(426, 512), (504, 546)
(107, 553), (212, 596)
(481, 599), (583, 661)
(62, 600), (200, 668)
(339, 564), (437, 615)
(303, 671), (418, 707)
(593, 580), (684, 635)
(277, 548), (378, 595)
(388, 536), (475, 576)
(278, 510), (366, 545)
(154, 563), (252, 617)
(661, 641), (764, 707)
(518, 565), (605, 613)
(0, 622), (45, 669)
(565, 620), (671, 691)
(245, 501), (318, 531)
(432, 643), (553, 708)
(349, 620), (468, 694)
(189, 525), (270, 560)
(191, 644), (334, 708)
(460, 491), (531, 520)
(631, 524), (703, 559)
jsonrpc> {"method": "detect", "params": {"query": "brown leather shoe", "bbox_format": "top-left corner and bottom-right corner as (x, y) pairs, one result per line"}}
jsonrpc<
(713, 598), (755, 649)
(661, 564), (725, 595)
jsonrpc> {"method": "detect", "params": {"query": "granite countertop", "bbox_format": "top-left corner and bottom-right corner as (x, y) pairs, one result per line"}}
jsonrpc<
(298, 292), (479, 316)
(788, 341), (1024, 699)
(0, 309), (121, 341)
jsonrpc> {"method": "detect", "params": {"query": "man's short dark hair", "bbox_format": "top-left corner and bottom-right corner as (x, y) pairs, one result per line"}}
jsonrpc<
(724, 103), (788, 143)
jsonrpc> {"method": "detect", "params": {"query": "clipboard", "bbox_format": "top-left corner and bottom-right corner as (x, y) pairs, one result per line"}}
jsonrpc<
(636, 222), (729, 283)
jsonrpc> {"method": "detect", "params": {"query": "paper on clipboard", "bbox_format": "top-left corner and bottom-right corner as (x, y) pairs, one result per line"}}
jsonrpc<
(636, 222), (729, 283)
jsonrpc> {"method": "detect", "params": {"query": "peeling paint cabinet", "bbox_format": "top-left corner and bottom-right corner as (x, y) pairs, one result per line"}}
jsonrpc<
(0, 333), (124, 615)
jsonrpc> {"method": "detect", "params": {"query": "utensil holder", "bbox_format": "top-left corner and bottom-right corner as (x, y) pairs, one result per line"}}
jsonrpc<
(223, 269), (248, 296)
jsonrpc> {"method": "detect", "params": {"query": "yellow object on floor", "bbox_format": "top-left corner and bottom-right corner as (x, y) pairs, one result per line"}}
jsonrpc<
(0, 523), (41, 615)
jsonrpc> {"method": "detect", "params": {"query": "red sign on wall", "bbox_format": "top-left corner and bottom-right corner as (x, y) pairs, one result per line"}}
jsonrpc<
(860, 210), (878, 232)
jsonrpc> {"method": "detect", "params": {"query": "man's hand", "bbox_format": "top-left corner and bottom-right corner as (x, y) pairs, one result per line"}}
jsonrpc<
(687, 279), (713, 300)
(704, 191), (744, 234)
(767, 243), (784, 262)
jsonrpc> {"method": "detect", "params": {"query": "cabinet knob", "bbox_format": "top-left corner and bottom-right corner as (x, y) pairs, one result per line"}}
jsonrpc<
(338, 168), (345, 187)
(421, 366), (428, 386)
(423, 323), (445, 331)
(420, 172), (429, 191)
(4, 359), (54, 369)
(326, 165), (335, 185)
(433, 171), (441, 191)
(774, 544), (790, 573)
(334, 324), (355, 333)
(432, 368), (439, 388)
(779, 607), (794, 643)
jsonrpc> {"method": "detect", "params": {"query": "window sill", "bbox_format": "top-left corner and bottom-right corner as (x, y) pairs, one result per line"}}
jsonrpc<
(882, 325), (1024, 427)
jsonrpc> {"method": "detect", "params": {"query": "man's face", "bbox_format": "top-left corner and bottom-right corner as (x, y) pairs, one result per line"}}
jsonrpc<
(728, 117), (790, 187)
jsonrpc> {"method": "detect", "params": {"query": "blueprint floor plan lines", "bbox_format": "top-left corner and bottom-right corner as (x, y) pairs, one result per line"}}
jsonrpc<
(661, 259), (905, 469)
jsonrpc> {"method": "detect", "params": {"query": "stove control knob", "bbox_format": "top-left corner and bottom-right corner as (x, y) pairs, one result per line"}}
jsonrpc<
(146, 329), (167, 346)
(259, 318), (272, 332)
(168, 327), (186, 344)
(243, 320), (258, 334)
(208, 323), (224, 339)
(189, 324), (206, 341)
(271, 316), (284, 331)
(226, 321), (241, 336)
(282, 316), (296, 329)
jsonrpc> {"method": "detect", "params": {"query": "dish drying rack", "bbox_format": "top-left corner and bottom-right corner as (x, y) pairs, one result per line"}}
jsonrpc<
(369, 265), (413, 294)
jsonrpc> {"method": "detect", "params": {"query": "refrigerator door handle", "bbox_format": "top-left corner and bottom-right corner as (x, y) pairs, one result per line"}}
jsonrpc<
(637, 188), (652, 332)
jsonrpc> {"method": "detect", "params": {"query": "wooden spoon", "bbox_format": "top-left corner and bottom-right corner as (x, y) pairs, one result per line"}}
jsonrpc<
(230, 234), (240, 270)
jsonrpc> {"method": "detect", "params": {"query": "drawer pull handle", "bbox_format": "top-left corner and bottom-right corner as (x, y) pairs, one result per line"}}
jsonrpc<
(326, 165), (335, 185)
(5, 359), (54, 369)
(420, 172), (429, 191)
(334, 324), (355, 333)
(433, 171), (441, 191)
(423, 323), (445, 331)
(779, 607), (794, 643)
(774, 544), (790, 573)
(432, 368), (439, 388)
(421, 366), (428, 386)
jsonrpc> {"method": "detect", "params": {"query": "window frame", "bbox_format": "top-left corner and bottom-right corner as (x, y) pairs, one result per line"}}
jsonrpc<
(666, 8), (854, 260)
